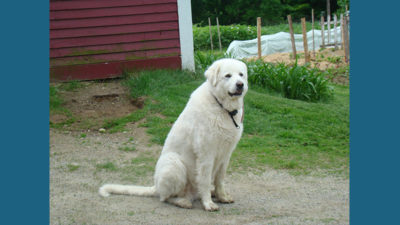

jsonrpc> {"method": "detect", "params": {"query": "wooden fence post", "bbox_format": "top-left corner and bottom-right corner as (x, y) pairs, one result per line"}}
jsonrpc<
(321, 16), (325, 48)
(312, 9), (315, 57)
(287, 15), (296, 59)
(301, 18), (310, 63)
(257, 17), (262, 59)
(327, 0), (331, 44)
(216, 17), (222, 51)
(342, 15), (348, 63)
(340, 14), (344, 50)
(343, 15), (350, 63)
(208, 17), (213, 51)
(334, 14), (337, 50)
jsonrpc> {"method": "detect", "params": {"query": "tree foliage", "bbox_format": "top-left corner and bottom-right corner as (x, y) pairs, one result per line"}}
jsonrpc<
(191, 0), (349, 26)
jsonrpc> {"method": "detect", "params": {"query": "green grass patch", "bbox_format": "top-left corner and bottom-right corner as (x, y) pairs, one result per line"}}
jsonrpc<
(102, 108), (148, 133)
(96, 162), (117, 171)
(49, 85), (77, 128)
(50, 86), (64, 112)
(67, 164), (80, 172)
(121, 67), (349, 176)
(58, 80), (84, 91)
(119, 146), (136, 152)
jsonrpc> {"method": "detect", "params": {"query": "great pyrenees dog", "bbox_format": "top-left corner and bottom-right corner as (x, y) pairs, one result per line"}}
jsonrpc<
(99, 58), (248, 211)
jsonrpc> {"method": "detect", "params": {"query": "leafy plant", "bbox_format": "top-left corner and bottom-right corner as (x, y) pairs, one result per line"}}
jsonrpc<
(194, 50), (228, 72)
(247, 60), (333, 102)
(327, 56), (343, 64)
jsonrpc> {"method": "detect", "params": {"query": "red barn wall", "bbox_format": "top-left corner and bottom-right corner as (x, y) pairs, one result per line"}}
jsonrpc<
(50, 0), (181, 81)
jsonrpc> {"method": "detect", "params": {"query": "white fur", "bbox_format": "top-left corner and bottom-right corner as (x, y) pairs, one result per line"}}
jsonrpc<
(99, 58), (248, 211)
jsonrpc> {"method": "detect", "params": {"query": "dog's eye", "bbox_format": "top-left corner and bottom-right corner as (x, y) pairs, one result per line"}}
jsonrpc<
(239, 73), (243, 77)
(225, 74), (232, 78)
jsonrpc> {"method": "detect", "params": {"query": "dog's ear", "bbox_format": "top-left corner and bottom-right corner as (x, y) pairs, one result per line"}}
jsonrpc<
(204, 61), (220, 86)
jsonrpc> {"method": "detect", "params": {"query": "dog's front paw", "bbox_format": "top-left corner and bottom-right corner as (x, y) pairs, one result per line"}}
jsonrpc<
(203, 201), (219, 211)
(217, 193), (234, 204)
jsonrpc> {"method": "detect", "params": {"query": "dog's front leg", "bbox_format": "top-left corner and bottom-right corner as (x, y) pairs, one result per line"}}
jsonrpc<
(214, 162), (234, 203)
(196, 158), (219, 211)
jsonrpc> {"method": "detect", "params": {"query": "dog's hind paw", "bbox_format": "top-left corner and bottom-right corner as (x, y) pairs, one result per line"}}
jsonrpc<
(216, 194), (234, 204)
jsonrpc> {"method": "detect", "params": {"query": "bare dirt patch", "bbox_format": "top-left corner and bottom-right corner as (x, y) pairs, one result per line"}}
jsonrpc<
(50, 80), (144, 130)
(249, 48), (346, 69)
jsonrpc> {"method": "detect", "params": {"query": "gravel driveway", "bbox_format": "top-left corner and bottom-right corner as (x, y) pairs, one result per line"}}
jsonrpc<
(50, 125), (349, 225)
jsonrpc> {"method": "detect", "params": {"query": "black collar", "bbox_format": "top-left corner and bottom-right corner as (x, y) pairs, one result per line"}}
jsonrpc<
(213, 96), (240, 129)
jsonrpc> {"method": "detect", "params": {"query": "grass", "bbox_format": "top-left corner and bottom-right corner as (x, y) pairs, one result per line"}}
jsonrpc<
(50, 86), (63, 112)
(231, 83), (349, 175)
(103, 108), (148, 133)
(49, 85), (76, 128)
(96, 162), (117, 171)
(67, 164), (80, 172)
(115, 67), (349, 176)
(119, 146), (136, 152)
(58, 80), (84, 91)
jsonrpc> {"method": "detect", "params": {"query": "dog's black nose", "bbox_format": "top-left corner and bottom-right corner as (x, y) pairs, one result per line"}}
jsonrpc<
(236, 82), (244, 90)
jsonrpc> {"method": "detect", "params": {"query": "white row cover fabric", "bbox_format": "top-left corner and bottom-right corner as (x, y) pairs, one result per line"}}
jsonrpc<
(226, 27), (344, 59)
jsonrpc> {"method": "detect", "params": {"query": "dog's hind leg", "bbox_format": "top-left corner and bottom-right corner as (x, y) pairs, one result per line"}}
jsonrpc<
(154, 153), (188, 203)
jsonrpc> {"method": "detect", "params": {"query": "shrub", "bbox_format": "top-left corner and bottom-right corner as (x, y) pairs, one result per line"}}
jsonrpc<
(247, 61), (333, 102)
(193, 25), (257, 51)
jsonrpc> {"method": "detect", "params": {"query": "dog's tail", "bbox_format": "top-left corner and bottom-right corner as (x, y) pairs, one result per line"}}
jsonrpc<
(99, 184), (158, 197)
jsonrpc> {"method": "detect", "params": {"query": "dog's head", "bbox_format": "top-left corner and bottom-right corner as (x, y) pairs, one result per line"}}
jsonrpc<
(204, 58), (248, 100)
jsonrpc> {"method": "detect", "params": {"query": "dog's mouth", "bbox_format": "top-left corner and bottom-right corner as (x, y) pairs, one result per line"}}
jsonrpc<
(228, 90), (243, 97)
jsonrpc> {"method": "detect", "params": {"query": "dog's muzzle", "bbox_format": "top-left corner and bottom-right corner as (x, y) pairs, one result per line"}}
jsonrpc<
(229, 81), (244, 96)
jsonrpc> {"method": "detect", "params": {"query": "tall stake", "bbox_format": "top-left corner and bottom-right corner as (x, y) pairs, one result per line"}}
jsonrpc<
(287, 15), (296, 59)
(257, 17), (262, 59)
(321, 16), (325, 48)
(327, 0), (331, 44)
(312, 9), (315, 57)
(208, 17), (213, 51)
(340, 14), (344, 50)
(301, 18), (310, 63)
(334, 14), (337, 50)
(216, 17), (222, 51)
(343, 15), (350, 63)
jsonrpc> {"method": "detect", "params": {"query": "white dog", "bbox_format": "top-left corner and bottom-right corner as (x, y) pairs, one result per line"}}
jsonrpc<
(99, 58), (248, 211)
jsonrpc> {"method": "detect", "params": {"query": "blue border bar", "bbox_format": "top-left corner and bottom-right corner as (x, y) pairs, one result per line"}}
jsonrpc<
(1, 1), (49, 224)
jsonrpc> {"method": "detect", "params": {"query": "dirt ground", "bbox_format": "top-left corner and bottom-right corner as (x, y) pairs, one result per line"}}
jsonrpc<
(248, 48), (349, 85)
(50, 77), (349, 224)
(248, 48), (347, 70)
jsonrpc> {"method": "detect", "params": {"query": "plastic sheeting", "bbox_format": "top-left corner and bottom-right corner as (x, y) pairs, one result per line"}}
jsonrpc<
(226, 27), (343, 59)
